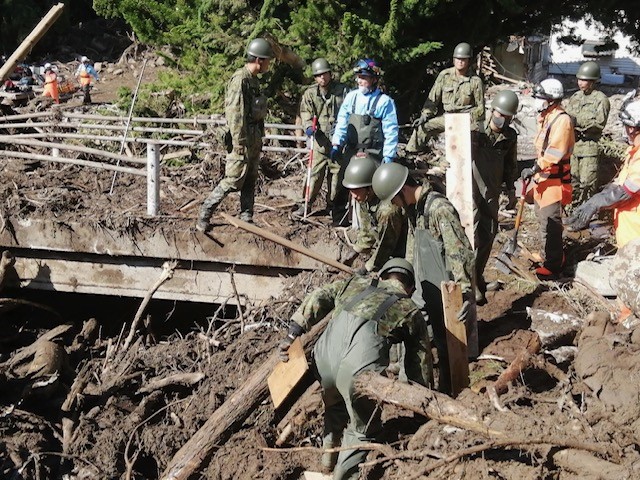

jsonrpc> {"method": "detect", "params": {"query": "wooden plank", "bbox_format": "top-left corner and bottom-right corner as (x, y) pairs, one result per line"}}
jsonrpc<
(303, 472), (333, 480)
(441, 281), (469, 397)
(444, 113), (474, 249)
(267, 338), (309, 408)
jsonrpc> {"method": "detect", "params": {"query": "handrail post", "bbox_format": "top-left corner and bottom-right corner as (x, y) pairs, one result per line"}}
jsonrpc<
(146, 142), (160, 216)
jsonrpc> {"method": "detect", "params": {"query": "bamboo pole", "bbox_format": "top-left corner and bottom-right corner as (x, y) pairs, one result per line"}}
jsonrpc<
(0, 132), (213, 147)
(0, 150), (145, 176)
(0, 136), (146, 164)
(0, 3), (65, 82)
(0, 112), (51, 122)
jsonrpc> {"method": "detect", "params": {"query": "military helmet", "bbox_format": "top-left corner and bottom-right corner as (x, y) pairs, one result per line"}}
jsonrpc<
(619, 99), (640, 128)
(576, 61), (600, 80)
(247, 38), (273, 59)
(453, 42), (473, 59)
(311, 58), (331, 76)
(379, 257), (415, 281)
(491, 90), (519, 116)
(353, 58), (381, 78)
(371, 163), (409, 201)
(533, 78), (564, 100)
(343, 155), (380, 189)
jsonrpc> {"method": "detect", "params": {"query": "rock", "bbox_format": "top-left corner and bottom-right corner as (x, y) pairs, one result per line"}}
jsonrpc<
(574, 256), (616, 297)
(112, 69), (124, 76)
(94, 62), (103, 72)
(156, 56), (166, 66)
(528, 307), (582, 349)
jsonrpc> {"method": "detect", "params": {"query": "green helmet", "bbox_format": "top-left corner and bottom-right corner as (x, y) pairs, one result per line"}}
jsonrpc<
(576, 61), (600, 80)
(247, 38), (273, 59)
(453, 42), (473, 59)
(343, 155), (379, 189)
(379, 257), (415, 281)
(311, 58), (331, 76)
(491, 90), (519, 116)
(371, 163), (408, 202)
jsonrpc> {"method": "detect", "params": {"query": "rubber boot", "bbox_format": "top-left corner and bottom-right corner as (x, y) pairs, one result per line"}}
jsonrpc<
(197, 186), (225, 230)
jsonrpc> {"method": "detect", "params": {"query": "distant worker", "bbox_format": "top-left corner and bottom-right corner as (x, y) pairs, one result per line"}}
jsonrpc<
(473, 90), (519, 304)
(342, 154), (407, 272)
(520, 78), (575, 279)
(566, 96), (640, 248)
(294, 58), (349, 219)
(197, 38), (273, 230)
(75, 56), (100, 104)
(372, 163), (477, 393)
(565, 61), (610, 208)
(331, 58), (399, 225)
(278, 258), (432, 479)
(407, 42), (485, 154)
(42, 63), (59, 104)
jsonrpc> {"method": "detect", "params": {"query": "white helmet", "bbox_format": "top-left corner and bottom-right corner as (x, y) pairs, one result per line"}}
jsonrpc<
(533, 78), (564, 100)
(44, 62), (52, 70)
(81, 56), (89, 62)
(620, 100), (640, 128)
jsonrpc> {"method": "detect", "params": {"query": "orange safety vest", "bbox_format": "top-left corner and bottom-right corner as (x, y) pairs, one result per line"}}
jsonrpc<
(78, 65), (92, 86)
(614, 144), (640, 248)
(43, 71), (59, 102)
(533, 105), (575, 207)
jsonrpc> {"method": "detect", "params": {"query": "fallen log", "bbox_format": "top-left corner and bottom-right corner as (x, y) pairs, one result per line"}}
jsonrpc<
(160, 316), (330, 480)
(491, 331), (541, 397)
(136, 372), (205, 395)
(353, 371), (502, 438)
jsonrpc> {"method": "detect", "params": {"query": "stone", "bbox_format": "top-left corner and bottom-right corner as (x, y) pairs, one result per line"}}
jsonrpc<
(574, 256), (616, 297)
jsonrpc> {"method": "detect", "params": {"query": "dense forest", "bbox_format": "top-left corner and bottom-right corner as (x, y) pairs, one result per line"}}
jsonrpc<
(2, 0), (639, 116)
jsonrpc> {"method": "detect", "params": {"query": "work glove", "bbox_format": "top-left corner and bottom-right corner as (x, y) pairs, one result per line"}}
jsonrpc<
(505, 189), (517, 210)
(278, 322), (305, 362)
(382, 157), (393, 164)
(565, 184), (631, 231)
(330, 146), (340, 162)
(520, 164), (540, 181)
(305, 126), (314, 137)
(456, 291), (475, 324)
(411, 114), (429, 128)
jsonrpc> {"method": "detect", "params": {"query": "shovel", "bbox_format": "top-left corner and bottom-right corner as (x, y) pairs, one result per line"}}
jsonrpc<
(495, 178), (531, 276)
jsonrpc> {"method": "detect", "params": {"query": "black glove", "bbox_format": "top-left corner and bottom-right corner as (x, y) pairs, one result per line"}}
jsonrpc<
(278, 322), (305, 362)
(505, 189), (517, 210)
(330, 146), (340, 162)
(520, 164), (540, 181)
(566, 184), (632, 231)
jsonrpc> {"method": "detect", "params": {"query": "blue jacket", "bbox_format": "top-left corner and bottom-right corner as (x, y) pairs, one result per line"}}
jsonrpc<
(332, 88), (399, 162)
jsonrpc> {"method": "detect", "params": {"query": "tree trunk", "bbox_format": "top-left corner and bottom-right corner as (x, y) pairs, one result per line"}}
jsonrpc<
(353, 371), (502, 438)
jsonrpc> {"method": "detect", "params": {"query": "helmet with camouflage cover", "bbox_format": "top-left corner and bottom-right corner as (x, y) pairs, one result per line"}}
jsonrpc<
(453, 42), (473, 59)
(380, 257), (415, 281)
(491, 90), (519, 116)
(576, 61), (600, 80)
(247, 38), (273, 59)
(343, 154), (380, 189)
(311, 58), (331, 76)
(371, 163), (409, 201)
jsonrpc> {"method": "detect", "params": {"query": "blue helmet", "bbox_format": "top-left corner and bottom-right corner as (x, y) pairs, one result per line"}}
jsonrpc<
(353, 58), (381, 77)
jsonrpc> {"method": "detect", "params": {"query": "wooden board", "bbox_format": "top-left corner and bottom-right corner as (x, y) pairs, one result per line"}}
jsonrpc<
(302, 472), (333, 480)
(444, 113), (474, 249)
(441, 281), (469, 397)
(267, 338), (309, 408)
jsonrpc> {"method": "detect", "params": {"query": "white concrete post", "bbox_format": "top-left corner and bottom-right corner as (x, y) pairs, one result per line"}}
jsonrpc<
(146, 142), (160, 216)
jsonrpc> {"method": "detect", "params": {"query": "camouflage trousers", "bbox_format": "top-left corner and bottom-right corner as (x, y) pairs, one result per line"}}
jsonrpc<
(473, 198), (499, 290)
(570, 153), (599, 208)
(612, 238), (640, 320)
(199, 141), (261, 223)
(406, 116), (446, 153)
(303, 148), (342, 208)
(534, 201), (564, 272)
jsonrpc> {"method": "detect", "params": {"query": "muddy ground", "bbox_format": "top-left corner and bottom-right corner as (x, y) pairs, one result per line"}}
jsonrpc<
(1, 52), (640, 480)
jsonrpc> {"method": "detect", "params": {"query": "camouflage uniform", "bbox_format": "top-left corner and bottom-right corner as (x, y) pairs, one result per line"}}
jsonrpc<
(406, 66), (485, 153)
(565, 89), (610, 207)
(299, 80), (349, 208)
(472, 120), (518, 291)
(291, 275), (432, 480)
(353, 198), (407, 272)
(407, 182), (477, 385)
(611, 238), (640, 321)
(199, 66), (267, 222)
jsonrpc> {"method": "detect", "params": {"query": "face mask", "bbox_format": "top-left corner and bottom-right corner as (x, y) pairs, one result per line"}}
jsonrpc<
(358, 85), (370, 94)
(491, 115), (510, 130)
(534, 98), (549, 112)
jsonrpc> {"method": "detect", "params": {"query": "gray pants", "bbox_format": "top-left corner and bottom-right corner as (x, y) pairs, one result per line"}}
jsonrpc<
(535, 200), (564, 272)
